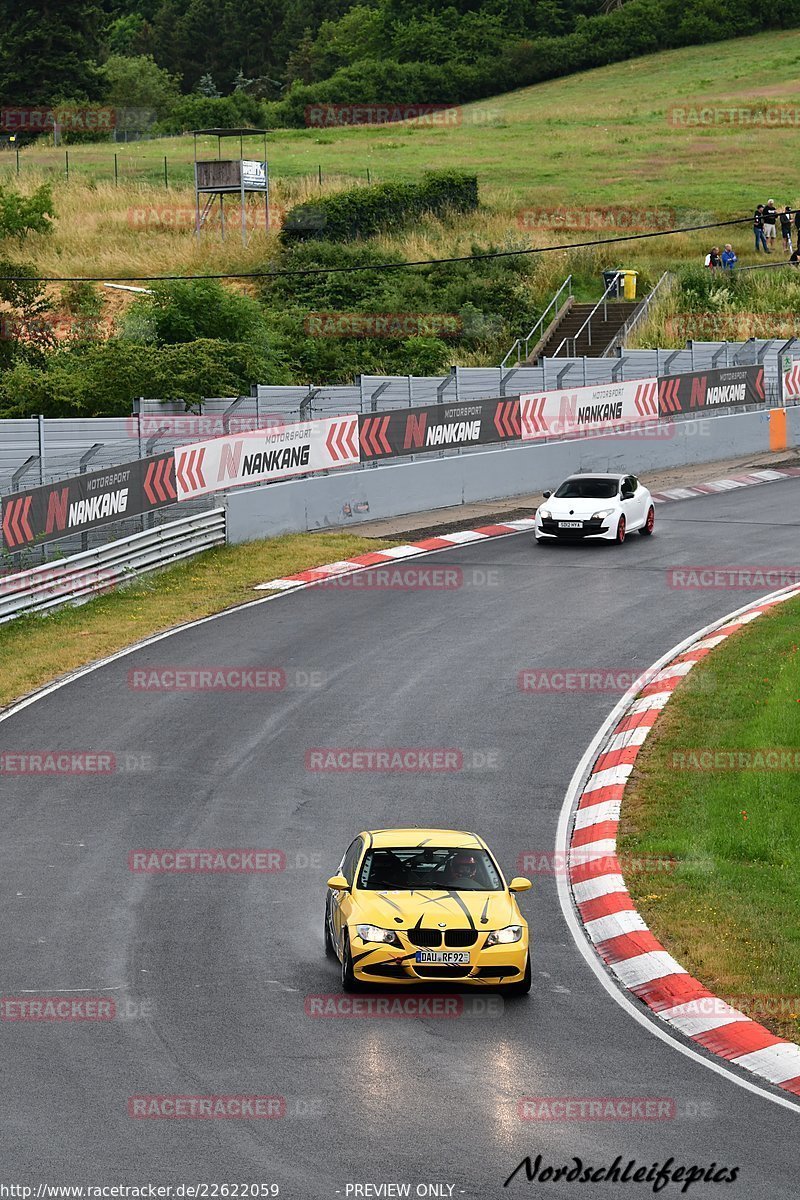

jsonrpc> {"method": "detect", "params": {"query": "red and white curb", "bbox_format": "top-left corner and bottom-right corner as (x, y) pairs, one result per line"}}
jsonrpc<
(253, 520), (537, 591)
(650, 466), (800, 503)
(567, 582), (800, 1101)
(254, 465), (800, 591)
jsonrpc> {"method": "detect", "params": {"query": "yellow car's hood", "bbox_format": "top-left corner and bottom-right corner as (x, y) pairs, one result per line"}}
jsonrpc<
(353, 887), (522, 930)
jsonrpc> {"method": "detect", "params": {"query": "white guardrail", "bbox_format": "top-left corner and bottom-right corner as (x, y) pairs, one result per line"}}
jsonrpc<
(0, 508), (225, 625)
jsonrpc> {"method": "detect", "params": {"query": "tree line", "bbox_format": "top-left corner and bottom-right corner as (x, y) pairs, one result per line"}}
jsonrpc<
(0, 0), (796, 135)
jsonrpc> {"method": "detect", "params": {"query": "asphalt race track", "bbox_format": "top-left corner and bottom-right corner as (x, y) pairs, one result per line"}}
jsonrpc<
(1, 481), (799, 1197)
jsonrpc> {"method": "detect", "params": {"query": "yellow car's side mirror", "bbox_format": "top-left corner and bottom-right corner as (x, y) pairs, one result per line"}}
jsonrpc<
(327, 874), (350, 891)
(508, 877), (532, 892)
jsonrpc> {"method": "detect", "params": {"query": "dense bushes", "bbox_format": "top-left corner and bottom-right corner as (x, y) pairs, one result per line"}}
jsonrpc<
(122, 279), (269, 345)
(0, 258), (53, 373)
(258, 237), (538, 382)
(261, 238), (534, 324)
(0, 231), (540, 413)
(0, 340), (289, 417)
(0, 184), (55, 239)
(264, 60), (486, 127)
(280, 171), (478, 244)
(262, 0), (787, 127)
(0, 279), (290, 417)
(155, 90), (266, 135)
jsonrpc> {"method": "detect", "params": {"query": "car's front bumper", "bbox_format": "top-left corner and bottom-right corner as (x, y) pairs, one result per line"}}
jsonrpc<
(349, 929), (529, 986)
(535, 517), (612, 541)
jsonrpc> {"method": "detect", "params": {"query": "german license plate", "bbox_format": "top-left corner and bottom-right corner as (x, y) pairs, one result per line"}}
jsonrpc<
(415, 951), (470, 965)
(558, 521), (582, 529)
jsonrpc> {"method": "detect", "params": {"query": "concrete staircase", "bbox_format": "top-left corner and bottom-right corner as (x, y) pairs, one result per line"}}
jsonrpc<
(530, 299), (641, 362)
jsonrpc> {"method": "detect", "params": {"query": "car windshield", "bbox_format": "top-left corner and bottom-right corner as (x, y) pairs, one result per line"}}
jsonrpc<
(358, 847), (503, 892)
(553, 477), (619, 500)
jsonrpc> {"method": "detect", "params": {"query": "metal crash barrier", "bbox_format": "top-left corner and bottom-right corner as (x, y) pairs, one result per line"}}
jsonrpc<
(0, 508), (225, 625)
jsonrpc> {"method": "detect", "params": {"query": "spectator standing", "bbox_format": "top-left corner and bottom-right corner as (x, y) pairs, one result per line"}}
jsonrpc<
(721, 244), (737, 270)
(763, 199), (778, 247)
(780, 206), (793, 253)
(753, 204), (768, 253)
(794, 205), (800, 242)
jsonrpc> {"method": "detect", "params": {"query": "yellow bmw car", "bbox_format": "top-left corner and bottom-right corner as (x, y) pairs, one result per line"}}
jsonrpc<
(324, 828), (532, 995)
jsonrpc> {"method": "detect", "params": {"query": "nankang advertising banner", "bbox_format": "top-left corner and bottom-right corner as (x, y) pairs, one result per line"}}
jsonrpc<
(519, 378), (658, 441)
(0, 453), (177, 552)
(658, 365), (764, 415)
(358, 397), (520, 461)
(174, 415), (359, 500)
(782, 356), (800, 402)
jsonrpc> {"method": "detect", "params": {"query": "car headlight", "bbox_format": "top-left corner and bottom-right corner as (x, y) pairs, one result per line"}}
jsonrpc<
(590, 508), (614, 520)
(538, 508), (551, 520)
(356, 924), (401, 946)
(485, 924), (523, 946)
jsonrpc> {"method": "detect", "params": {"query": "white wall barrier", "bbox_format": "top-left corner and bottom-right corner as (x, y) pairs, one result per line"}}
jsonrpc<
(224, 406), (800, 545)
(3, 403), (796, 623)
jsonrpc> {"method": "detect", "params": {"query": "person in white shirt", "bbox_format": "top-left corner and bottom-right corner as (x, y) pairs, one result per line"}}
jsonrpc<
(763, 199), (778, 244)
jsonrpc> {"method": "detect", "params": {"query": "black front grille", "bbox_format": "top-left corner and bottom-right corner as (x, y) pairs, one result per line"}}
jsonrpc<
(413, 966), (472, 978)
(540, 518), (607, 540)
(407, 928), (442, 948)
(444, 929), (478, 947)
(475, 966), (519, 978)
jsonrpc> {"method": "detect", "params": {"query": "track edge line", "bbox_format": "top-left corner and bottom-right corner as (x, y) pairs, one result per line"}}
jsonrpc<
(555, 581), (800, 1115)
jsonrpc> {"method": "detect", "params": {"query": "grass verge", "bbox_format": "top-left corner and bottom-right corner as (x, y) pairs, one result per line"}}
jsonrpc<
(0, 531), (391, 711)
(619, 594), (800, 1044)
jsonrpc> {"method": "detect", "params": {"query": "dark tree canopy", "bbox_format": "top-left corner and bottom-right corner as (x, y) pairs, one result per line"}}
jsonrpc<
(0, 0), (104, 103)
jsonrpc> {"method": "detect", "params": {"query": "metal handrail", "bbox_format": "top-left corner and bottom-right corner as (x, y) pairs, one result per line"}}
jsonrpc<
(501, 275), (573, 368)
(551, 272), (622, 358)
(602, 270), (673, 357)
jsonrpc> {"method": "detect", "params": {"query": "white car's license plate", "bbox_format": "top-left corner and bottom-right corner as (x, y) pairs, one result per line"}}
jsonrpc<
(558, 521), (583, 529)
(415, 951), (470, 965)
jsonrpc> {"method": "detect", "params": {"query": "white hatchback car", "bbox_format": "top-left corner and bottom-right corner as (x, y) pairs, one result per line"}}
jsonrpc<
(534, 472), (654, 544)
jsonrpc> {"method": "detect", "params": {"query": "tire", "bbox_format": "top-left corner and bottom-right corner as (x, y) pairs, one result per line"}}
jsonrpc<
(640, 506), (655, 536)
(501, 953), (532, 997)
(324, 901), (336, 959)
(341, 931), (362, 992)
(615, 515), (626, 545)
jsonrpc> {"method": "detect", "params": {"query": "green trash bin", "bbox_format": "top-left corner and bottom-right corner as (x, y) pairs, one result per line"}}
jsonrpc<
(621, 270), (638, 300)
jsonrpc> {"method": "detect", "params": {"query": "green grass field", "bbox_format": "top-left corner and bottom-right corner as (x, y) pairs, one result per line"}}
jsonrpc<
(1, 27), (798, 330)
(5, 28), (800, 212)
(619, 596), (800, 1045)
